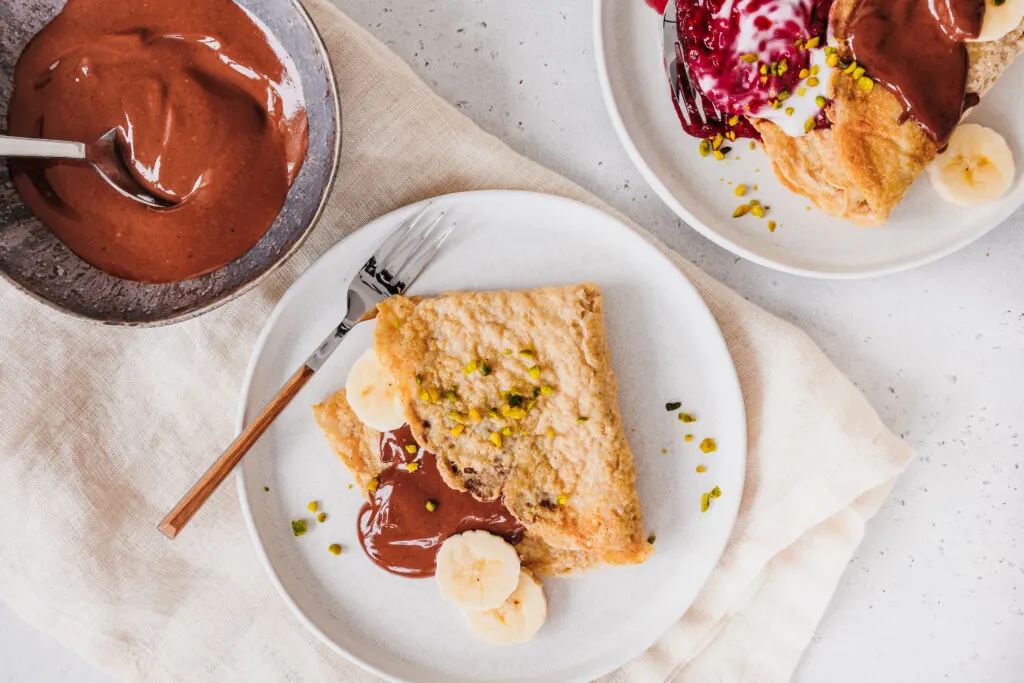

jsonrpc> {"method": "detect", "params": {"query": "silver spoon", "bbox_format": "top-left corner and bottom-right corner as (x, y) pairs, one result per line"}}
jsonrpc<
(0, 128), (175, 208)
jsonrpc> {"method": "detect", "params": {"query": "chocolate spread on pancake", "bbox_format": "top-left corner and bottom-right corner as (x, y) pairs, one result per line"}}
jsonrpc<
(7, 0), (308, 283)
(358, 425), (525, 578)
(845, 0), (984, 143)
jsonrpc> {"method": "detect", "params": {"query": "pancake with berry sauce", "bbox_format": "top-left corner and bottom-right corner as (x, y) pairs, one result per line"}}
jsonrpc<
(668, 0), (1024, 225)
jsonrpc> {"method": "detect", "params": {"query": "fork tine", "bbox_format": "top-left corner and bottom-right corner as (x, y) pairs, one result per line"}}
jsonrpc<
(382, 211), (446, 280)
(390, 216), (455, 288)
(680, 60), (709, 126)
(370, 203), (433, 266)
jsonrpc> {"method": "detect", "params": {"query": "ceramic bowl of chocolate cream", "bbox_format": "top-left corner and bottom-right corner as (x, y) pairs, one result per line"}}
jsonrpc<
(0, 0), (341, 325)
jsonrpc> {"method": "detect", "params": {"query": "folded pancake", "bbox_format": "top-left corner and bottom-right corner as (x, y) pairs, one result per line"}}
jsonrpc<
(372, 284), (650, 567)
(313, 387), (603, 575)
(755, 11), (1024, 226)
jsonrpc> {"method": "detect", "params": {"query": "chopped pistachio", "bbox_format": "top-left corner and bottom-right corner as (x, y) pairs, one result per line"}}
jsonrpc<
(479, 362), (492, 376)
(420, 390), (430, 401)
(759, 63), (768, 75)
(427, 387), (441, 402)
(696, 465), (707, 473)
(749, 199), (760, 206)
(794, 37), (804, 47)
(528, 365), (541, 380)
(733, 204), (751, 218)
(858, 77), (874, 91)
(507, 394), (523, 408)
(307, 501), (319, 513)
(647, 534), (657, 544)
(701, 493), (711, 513)
(348, 484), (353, 490)
(749, 141), (756, 151)
(733, 184), (748, 198)
(450, 424), (465, 438)
(851, 66), (865, 80)
(805, 76), (820, 87)
(415, 374), (423, 386)
(698, 139), (711, 157)
(448, 411), (464, 424)
(665, 401), (682, 411)
(556, 494), (568, 505)
(546, 426), (556, 438)
(785, 107), (795, 116)
(844, 60), (858, 74)
(425, 500), (438, 512)
(824, 46), (837, 55)
(487, 408), (500, 419)
(804, 117), (816, 133)
(405, 444), (418, 454)
(291, 520), (308, 537)
(815, 95), (827, 108)
(661, 448), (668, 454)
(503, 348), (513, 355)
(810, 65), (820, 75)
(501, 426), (513, 437)
(826, 53), (840, 67)
(328, 543), (342, 556)
(406, 462), (420, 473)
(576, 416), (589, 423)
(712, 134), (724, 150)
(367, 478), (379, 493)
(727, 130), (736, 141)
(804, 35), (820, 48)
(317, 512), (327, 523)
(797, 87), (807, 97)
(540, 385), (555, 396)
(777, 88), (790, 101)
(524, 400), (536, 411)
(463, 359), (479, 374)
(469, 407), (482, 423)
(778, 59), (788, 75)
(798, 68), (810, 79)
(490, 431), (503, 447)
(771, 99), (782, 110)
(678, 412), (696, 423)
(263, 486), (270, 492)
(713, 150), (726, 161)
(504, 406), (526, 420)
(768, 220), (777, 232)
(685, 434), (694, 442)
(740, 52), (759, 63)
(710, 486), (722, 499)
(760, 75), (769, 85)
(700, 438), (718, 453)
(444, 389), (458, 401)
(728, 115), (739, 126)
(751, 205), (766, 219)
(518, 349), (535, 358)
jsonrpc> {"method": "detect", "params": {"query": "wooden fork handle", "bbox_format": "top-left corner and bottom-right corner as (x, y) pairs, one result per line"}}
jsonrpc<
(159, 364), (315, 539)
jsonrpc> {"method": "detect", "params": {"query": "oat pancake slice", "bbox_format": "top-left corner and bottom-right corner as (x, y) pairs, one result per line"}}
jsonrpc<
(373, 283), (650, 566)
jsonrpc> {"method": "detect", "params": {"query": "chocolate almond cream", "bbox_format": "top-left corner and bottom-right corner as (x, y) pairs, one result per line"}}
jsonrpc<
(358, 425), (525, 578)
(8, 0), (309, 283)
(845, 0), (984, 143)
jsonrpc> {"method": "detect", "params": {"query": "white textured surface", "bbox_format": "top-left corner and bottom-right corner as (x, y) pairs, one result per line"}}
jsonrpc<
(2, 0), (1022, 681)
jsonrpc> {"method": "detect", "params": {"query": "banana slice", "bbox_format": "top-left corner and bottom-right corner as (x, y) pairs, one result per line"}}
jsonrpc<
(464, 569), (548, 645)
(344, 347), (406, 432)
(927, 123), (1015, 207)
(968, 0), (1024, 43)
(435, 531), (521, 611)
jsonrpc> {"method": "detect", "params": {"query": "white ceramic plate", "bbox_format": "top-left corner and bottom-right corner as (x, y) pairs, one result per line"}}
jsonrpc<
(594, 0), (1024, 277)
(236, 190), (746, 682)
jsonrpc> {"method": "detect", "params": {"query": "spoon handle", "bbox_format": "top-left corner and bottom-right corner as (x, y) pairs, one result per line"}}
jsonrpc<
(0, 135), (86, 159)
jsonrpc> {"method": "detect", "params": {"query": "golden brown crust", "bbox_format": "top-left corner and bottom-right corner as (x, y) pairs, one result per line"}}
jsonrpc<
(312, 387), (613, 575)
(755, 10), (1024, 225)
(311, 389), (384, 491)
(373, 285), (651, 568)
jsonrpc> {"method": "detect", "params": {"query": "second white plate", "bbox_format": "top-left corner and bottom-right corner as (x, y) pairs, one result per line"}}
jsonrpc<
(595, 0), (1024, 277)
(236, 190), (746, 682)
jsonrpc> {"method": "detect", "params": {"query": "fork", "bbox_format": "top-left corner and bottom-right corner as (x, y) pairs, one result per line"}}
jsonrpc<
(158, 204), (455, 539)
(662, 0), (722, 128)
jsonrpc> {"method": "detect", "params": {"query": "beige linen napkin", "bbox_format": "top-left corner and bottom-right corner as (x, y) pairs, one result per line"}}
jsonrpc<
(0, 0), (913, 680)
